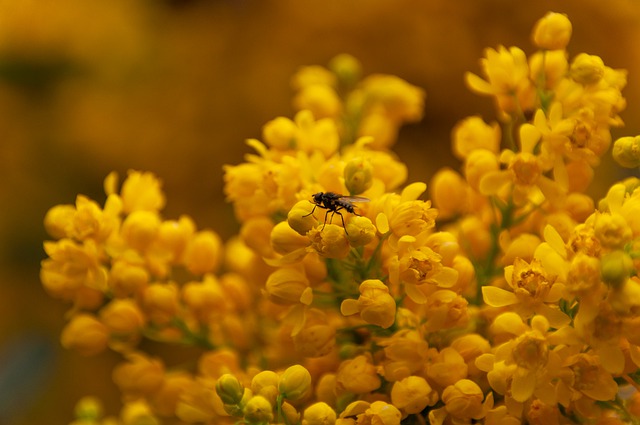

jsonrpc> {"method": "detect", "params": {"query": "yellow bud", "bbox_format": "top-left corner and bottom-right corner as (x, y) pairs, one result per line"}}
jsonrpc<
(613, 136), (640, 168)
(302, 402), (337, 425)
(288, 201), (318, 236)
(430, 168), (467, 219)
(155, 216), (196, 262)
(294, 85), (342, 119)
(344, 157), (373, 195)
(121, 171), (166, 213)
(271, 221), (311, 255)
(109, 259), (149, 298)
(113, 354), (165, 398)
(251, 371), (280, 406)
(601, 250), (633, 288)
(452, 116), (501, 159)
(442, 379), (486, 420)
(183, 230), (222, 275)
(364, 401), (402, 425)
(531, 12), (572, 50)
(60, 314), (109, 356)
(121, 210), (161, 252)
(336, 355), (381, 394)
(465, 149), (499, 191)
(391, 376), (438, 414)
(329, 53), (362, 87)
(215, 374), (245, 405)
(570, 53), (605, 85)
(44, 204), (75, 239)
(355, 279), (396, 329)
(182, 275), (226, 322)
(263, 116), (297, 150)
(278, 365), (312, 401)
(120, 400), (160, 425)
(99, 299), (146, 335)
(345, 216), (376, 247)
(265, 268), (309, 305)
(142, 282), (179, 325)
(240, 217), (275, 257)
(74, 396), (104, 421)
(309, 224), (350, 259)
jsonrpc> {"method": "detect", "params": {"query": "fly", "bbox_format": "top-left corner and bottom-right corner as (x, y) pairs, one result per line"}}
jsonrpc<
(304, 192), (369, 234)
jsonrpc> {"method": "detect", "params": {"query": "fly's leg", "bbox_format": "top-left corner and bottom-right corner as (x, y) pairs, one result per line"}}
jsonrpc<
(322, 209), (331, 230)
(302, 204), (318, 218)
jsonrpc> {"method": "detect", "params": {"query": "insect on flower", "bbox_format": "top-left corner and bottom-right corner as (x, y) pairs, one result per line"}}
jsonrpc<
(304, 192), (369, 234)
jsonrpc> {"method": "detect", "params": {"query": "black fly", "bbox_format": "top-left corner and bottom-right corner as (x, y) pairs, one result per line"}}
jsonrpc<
(304, 192), (369, 234)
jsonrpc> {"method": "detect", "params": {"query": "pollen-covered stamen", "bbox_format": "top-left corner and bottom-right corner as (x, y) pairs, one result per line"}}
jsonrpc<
(512, 334), (548, 370)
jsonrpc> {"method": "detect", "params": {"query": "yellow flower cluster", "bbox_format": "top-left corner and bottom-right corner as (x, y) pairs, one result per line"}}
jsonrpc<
(41, 11), (640, 425)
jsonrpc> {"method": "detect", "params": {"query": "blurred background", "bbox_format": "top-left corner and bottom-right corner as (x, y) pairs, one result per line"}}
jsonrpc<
(0, 0), (638, 423)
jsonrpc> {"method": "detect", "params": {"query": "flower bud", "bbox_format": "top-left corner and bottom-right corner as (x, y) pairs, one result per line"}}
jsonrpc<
(74, 396), (104, 421)
(113, 353), (165, 398)
(60, 314), (109, 356)
(121, 210), (161, 252)
(44, 204), (75, 239)
(265, 268), (310, 305)
(288, 201), (318, 236)
(452, 116), (501, 159)
(465, 149), (499, 191)
(601, 250), (633, 288)
(278, 365), (312, 401)
(271, 221), (311, 255)
(309, 224), (350, 259)
(336, 355), (381, 394)
(294, 84), (342, 119)
(570, 53), (605, 85)
(329, 53), (362, 87)
(99, 299), (146, 335)
(531, 12), (572, 50)
(613, 136), (640, 168)
(430, 168), (467, 219)
(391, 376), (438, 414)
(183, 230), (223, 275)
(120, 400), (160, 425)
(263, 116), (297, 150)
(121, 171), (166, 213)
(251, 371), (280, 406)
(303, 402), (337, 425)
(345, 216), (376, 247)
(344, 157), (373, 195)
(216, 374), (245, 405)
(441, 379), (486, 420)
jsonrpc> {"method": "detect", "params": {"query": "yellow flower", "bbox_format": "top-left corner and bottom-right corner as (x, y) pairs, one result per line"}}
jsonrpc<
(531, 12), (572, 50)
(99, 298), (146, 336)
(302, 402), (337, 425)
(308, 224), (350, 259)
(464, 149), (500, 192)
(108, 258), (149, 298)
(278, 364), (312, 401)
(119, 170), (166, 214)
(112, 353), (165, 399)
(294, 85), (342, 119)
(292, 309), (336, 357)
(483, 257), (569, 327)
(251, 370), (280, 407)
(142, 282), (180, 325)
(175, 377), (222, 423)
(390, 375), (438, 414)
(291, 65), (337, 90)
(183, 230), (223, 275)
(570, 53), (605, 86)
(430, 168), (468, 219)
(376, 329), (431, 382)
(121, 210), (161, 252)
(295, 110), (340, 157)
(465, 45), (535, 117)
(120, 400), (160, 425)
(271, 221), (311, 255)
(438, 379), (492, 423)
(480, 124), (564, 206)
(343, 156), (374, 196)
(215, 374), (245, 405)
(612, 135), (640, 168)
(154, 215), (196, 263)
(358, 74), (425, 123)
(265, 267), (310, 305)
(556, 352), (618, 406)
(336, 355), (381, 394)
(182, 275), (227, 322)
(451, 116), (501, 160)
(243, 395), (274, 424)
(344, 216), (376, 247)
(423, 290), (469, 333)
(150, 371), (193, 417)
(60, 313), (109, 356)
(340, 279), (396, 329)
(70, 195), (121, 242)
(262, 116), (297, 150)
(43, 204), (76, 239)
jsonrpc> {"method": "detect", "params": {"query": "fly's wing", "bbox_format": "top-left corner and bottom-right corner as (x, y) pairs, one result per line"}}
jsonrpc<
(339, 196), (370, 203)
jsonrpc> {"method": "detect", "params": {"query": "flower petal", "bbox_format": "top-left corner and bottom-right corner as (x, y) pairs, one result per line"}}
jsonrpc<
(482, 286), (518, 307)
